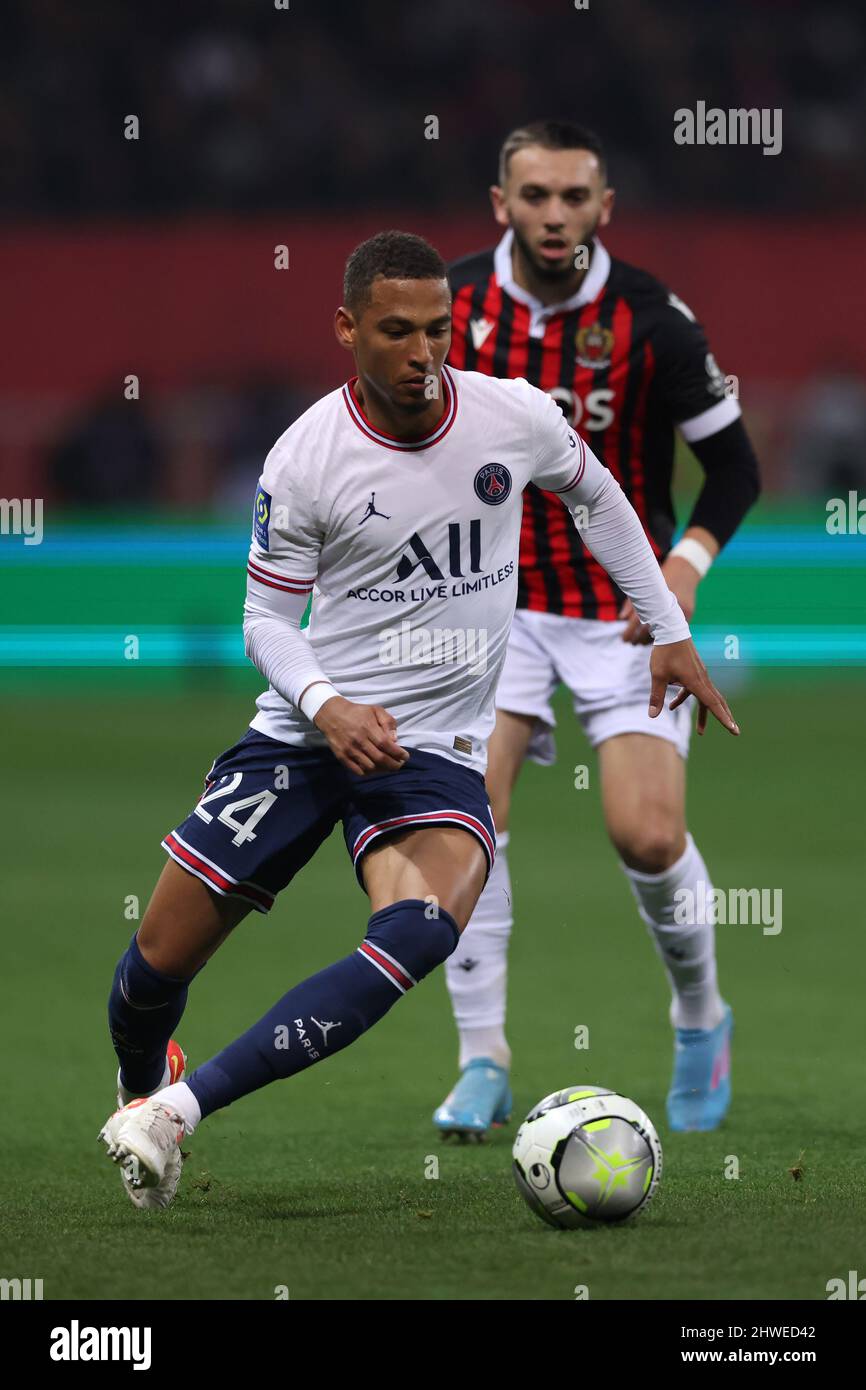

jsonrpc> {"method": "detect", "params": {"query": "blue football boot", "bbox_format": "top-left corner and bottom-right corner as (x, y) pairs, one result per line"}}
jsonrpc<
(667, 1003), (733, 1131)
(433, 1058), (512, 1141)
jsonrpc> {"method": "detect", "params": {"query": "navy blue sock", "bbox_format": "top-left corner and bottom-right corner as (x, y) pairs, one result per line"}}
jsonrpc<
(108, 933), (192, 1094)
(186, 899), (459, 1118)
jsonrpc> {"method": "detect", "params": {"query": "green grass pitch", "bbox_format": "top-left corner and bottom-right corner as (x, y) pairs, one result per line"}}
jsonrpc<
(1, 680), (863, 1301)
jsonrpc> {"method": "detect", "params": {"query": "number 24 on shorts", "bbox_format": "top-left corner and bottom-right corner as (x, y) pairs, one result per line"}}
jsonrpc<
(194, 774), (276, 846)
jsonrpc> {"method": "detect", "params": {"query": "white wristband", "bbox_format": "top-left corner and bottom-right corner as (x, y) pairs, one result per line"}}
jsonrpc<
(298, 680), (338, 723)
(669, 537), (714, 579)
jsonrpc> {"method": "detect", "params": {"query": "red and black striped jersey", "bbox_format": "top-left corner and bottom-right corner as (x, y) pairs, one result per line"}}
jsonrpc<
(448, 232), (741, 620)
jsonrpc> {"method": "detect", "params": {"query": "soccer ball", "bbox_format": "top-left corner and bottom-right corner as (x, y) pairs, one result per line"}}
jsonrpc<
(512, 1084), (662, 1229)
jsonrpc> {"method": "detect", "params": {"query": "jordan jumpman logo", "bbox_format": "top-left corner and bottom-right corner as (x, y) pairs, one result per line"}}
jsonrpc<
(311, 1017), (343, 1046)
(358, 492), (390, 524)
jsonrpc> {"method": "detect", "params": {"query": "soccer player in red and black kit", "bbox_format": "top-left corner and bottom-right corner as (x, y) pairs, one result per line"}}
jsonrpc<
(433, 120), (760, 1136)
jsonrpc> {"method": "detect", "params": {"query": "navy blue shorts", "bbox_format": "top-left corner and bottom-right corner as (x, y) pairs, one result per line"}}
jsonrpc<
(161, 728), (495, 914)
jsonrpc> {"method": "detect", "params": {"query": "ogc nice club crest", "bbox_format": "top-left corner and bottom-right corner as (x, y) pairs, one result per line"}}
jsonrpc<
(575, 321), (614, 370)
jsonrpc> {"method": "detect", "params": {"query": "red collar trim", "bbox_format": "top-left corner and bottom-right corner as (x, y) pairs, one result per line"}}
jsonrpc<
(342, 367), (458, 452)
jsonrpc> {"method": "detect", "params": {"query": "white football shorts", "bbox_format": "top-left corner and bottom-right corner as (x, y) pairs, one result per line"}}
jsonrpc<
(497, 609), (692, 764)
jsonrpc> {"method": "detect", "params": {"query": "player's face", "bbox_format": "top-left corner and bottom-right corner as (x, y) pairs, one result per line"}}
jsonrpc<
(335, 277), (452, 414)
(491, 146), (614, 283)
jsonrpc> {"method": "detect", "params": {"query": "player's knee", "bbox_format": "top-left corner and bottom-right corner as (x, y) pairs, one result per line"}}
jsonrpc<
(366, 898), (460, 984)
(613, 820), (686, 875)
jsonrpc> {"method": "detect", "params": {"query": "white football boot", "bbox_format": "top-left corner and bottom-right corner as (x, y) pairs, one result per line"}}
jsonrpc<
(99, 1096), (187, 1210)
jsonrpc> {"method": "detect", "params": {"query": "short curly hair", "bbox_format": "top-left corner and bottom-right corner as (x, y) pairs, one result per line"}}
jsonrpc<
(343, 230), (449, 315)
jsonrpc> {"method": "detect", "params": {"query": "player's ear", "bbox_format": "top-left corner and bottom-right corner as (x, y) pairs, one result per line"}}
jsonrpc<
(598, 186), (615, 228)
(334, 306), (356, 351)
(490, 185), (509, 227)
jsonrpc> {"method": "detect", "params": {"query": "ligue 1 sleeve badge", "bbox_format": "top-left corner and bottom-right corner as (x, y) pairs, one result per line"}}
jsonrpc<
(474, 462), (512, 506)
(254, 484), (272, 550)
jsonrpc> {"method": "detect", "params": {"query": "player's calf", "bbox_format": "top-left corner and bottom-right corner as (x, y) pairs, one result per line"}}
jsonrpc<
(108, 932), (193, 1098)
(109, 863), (251, 1098)
(175, 898), (462, 1123)
(137, 857), (253, 978)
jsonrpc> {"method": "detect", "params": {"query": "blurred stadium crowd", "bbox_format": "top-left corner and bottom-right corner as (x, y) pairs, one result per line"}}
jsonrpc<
(2, 0), (864, 510)
(3, 0), (863, 216)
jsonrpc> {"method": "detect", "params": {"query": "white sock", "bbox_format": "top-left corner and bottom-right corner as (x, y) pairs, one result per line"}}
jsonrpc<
(445, 832), (512, 1070)
(155, 1081), (202, 1136)
(621, 832), (726, 1031)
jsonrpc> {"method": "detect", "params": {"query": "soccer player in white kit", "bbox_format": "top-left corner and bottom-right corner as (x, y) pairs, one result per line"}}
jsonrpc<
(98, 232), (737, 1209)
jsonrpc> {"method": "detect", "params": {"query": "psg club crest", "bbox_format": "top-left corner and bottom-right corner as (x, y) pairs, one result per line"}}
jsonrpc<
(575, 321), (614, 370)
(474, 462), (512, 506)
(254, 484), (272, 550)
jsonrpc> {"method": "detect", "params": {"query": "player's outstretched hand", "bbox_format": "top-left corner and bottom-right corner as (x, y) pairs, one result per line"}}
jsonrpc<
(649, 638), (740, 737)
(314, 695), (410, 775)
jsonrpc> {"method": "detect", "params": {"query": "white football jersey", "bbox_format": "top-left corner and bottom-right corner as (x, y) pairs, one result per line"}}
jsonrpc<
(244, 365), (688, 771)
